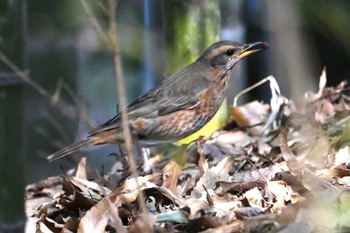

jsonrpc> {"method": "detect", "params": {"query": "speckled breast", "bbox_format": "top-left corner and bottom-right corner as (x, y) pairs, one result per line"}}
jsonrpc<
(136, 87), (224, 143)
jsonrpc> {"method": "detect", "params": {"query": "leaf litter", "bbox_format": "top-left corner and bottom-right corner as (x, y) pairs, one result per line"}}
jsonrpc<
(26, 72), (350, 232)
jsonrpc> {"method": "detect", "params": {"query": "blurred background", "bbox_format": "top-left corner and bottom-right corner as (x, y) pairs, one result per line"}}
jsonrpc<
(1, 0), (350, 186)
(1, 0), (350, 230)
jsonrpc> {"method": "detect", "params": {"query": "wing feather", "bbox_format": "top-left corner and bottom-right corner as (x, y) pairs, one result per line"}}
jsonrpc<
(88, 62), (209, 135)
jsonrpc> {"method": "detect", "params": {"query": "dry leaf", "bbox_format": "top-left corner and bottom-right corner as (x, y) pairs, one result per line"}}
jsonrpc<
(192, 157), (234, 198)
(78, 199), (109, 233)
(230, 101), (270, 135)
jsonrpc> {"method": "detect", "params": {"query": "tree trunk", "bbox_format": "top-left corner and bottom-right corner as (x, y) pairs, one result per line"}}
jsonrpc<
(0, 0), (26, 232)
(162, 0), (220, 74)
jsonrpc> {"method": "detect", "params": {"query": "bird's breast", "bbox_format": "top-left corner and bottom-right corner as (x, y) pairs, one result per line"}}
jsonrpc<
(131, 87), (224, 142)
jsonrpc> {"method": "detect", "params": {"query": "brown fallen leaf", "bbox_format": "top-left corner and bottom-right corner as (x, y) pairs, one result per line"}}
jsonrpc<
(112, 173), (161, 206)
(201, 219), (243, 233)
(37, 213), (63, 233)
(230, 162), (289, 183)
(215, 181), (265, 196)
(272, 171), (308, 194)
(192, 157), (234, 198)
(107, 197), (127, 233)
(78, 198), (109, 233)
(76, 157), (88, 180)
(280, 130), (339, 192)
(230, 101), (270, 136)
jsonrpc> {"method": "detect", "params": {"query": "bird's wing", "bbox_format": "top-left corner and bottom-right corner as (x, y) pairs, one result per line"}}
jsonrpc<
(88, 63), (208, 135)
(127, 64), (208, 116)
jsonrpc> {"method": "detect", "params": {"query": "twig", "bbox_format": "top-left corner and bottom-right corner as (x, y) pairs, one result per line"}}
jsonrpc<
(0, 50), (95, 128)
(106, 0), (151, 228)
(79, 0), (110, 46)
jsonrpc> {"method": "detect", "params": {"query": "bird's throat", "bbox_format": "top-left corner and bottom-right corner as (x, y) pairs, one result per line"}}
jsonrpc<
(218, 72), (230, 91)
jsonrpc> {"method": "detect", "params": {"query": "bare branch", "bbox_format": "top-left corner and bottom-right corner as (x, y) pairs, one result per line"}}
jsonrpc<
(106, 0), (151, 229)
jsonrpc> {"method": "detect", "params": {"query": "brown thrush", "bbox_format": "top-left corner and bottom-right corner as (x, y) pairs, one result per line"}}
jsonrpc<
(48, 40), (268, 161)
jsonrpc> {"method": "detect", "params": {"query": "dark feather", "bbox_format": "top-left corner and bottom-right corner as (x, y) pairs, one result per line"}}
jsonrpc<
(47, 138), (95, 162)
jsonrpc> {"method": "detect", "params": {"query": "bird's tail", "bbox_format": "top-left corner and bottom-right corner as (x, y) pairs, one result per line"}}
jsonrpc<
(47, 137), (95, 162)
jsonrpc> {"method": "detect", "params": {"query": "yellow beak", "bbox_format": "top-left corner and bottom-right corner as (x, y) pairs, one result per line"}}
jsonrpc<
(238, 41), (269, 58)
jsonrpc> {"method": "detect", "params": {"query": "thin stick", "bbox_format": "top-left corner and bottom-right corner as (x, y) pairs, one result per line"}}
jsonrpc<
(79, 0), (110, 46)
(0, 50), (95, 128)
(106, 0), (151, 228)
(233, 75), (276, 107)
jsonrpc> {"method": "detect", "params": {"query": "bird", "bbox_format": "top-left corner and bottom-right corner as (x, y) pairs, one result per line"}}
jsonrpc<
(47, 40), (268, 162)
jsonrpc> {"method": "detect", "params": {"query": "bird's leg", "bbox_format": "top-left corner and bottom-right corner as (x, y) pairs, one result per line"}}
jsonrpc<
(132, 130), (152, 174)
(162, 144), (189, 193)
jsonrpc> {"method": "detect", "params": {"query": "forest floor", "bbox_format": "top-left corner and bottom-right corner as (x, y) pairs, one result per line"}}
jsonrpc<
(26, 73), (350, 233)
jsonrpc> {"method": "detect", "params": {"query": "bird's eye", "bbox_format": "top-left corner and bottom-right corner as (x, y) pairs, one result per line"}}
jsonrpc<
(226, 49), (234, 56)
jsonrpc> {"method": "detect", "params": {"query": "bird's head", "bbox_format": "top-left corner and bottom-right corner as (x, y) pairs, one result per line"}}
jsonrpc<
(199, 40), (269, 71)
